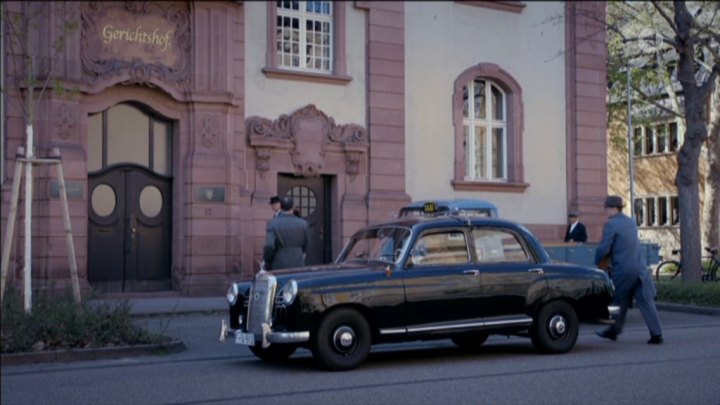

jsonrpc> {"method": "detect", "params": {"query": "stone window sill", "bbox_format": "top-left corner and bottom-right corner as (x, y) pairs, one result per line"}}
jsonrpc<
(451, 180), (529, 193)
(262, 67), (352, 85)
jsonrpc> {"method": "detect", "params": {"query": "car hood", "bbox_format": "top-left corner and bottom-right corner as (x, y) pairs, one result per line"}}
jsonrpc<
(267, 262), (391, 284)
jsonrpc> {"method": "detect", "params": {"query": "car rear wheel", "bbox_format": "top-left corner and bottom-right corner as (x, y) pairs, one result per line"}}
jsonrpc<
(451, 332), (488, 351)
(249, 343), (298, 362)
(312, 308), (371, 371)
(530, 301), (578, 354)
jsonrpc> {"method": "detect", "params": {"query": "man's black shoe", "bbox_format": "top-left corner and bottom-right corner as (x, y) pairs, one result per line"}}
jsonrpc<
(647, 335), (663, 345)
(596, 330), (617, 341)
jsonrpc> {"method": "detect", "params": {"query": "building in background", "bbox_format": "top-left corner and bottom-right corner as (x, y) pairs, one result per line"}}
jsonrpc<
(0, 1), (607, 296)
(608, 112), (710, 261)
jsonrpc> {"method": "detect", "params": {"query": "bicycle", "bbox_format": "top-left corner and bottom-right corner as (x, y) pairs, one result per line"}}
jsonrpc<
(655, 246), (720, 282)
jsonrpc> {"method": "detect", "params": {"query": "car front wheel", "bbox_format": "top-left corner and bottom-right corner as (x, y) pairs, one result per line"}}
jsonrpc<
(312, 308), (371, 371)
(530, 300), (578, 354)
(249, 343), (298, 362)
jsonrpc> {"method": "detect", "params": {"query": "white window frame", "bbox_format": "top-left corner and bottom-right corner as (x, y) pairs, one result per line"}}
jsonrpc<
(636, 195), (679, 228)
(463, 79), (507, 181)
(276, 1), (334, 73)
(633, 120), (682, 157)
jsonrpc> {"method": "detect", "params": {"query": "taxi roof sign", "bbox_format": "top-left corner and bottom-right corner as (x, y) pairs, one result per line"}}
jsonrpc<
(423, 201), (438, 214)
(399, 199), (499, 218)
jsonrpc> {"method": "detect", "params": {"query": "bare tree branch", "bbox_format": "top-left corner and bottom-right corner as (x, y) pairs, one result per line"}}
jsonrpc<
(652, 0), (681, 38)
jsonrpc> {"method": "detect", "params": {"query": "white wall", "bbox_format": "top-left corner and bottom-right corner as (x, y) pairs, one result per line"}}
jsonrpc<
(244, 2), (367, 126)
(404, 1), (568, 224)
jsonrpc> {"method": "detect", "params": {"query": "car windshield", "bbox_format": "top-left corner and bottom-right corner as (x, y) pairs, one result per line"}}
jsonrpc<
(337, 226), (412, 264)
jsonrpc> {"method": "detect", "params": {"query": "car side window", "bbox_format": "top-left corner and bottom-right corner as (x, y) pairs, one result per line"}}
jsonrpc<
(473, 228), (530, 263)
(411, 230), (470, 266)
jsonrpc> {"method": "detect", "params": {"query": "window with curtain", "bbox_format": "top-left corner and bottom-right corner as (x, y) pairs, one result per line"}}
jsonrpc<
(276, 1), (333, 72)
(462, 79), (507, 181)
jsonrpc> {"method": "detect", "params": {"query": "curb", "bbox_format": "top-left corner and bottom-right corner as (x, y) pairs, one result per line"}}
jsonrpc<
(129, 309), (226, 318)
(656, 302), (720, 316)
(0, 340), (186, 367)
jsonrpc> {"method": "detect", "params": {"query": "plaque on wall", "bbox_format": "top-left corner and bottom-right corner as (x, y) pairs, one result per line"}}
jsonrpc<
(81, 1), (191, 87)
(51, 180), (85, 200)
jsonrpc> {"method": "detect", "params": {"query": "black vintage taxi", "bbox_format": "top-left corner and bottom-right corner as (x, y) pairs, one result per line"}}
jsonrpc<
(220, 215), (616, 371)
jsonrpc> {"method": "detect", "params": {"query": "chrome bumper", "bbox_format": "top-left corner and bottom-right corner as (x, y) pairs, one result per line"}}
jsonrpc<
(597, 305), (620, 325)
(608, 305), (620, 316)
(219, 320), (309, 347)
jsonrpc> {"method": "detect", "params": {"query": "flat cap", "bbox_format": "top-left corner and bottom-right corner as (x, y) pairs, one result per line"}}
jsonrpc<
(604, 195), (625, 208)
(269, 196), (280, 205)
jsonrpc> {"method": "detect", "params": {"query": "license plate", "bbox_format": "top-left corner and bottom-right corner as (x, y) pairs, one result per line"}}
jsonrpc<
(235, 331), (255, 346)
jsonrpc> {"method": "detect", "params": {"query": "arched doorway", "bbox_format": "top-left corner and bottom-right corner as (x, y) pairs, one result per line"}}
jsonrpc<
(87, 103), (173, 293)
(278, 174), (332, 265)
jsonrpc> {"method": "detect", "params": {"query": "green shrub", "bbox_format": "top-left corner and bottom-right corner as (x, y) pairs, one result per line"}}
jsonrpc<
(655, 280), (720, 308)
(1, 290), (169, 354)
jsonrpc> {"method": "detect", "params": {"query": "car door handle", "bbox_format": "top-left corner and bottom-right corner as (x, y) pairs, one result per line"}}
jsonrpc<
(528, 268), (544, 275)
(463, 270), (480, 276)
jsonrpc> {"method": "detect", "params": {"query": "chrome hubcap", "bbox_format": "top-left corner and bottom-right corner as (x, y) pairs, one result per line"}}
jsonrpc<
(332, 326), (356, 353)
(549, 314), (567, 338)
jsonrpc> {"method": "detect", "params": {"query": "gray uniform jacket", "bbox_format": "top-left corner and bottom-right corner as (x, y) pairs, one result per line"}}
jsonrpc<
(594, 211), (656, 298)
(263, 212), (310, 270)
(594, 212), (645, 275)
(594, 212), (662, 337)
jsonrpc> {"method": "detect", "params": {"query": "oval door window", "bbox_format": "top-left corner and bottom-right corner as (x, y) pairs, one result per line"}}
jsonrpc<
(286, 186), (317, 217)
(92, 184), (116, 217)
(139, 185), (163, 218)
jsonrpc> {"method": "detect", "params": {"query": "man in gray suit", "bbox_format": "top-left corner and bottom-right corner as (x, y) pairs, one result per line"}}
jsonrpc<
(263, 197), (310, 270)
(594, 195), (663, 344)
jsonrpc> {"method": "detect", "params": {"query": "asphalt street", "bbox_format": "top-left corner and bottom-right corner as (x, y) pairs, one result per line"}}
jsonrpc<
(2, 308), (719, 405)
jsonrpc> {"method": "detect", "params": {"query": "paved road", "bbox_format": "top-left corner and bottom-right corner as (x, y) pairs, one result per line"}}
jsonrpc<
(2, 309), (718, 405)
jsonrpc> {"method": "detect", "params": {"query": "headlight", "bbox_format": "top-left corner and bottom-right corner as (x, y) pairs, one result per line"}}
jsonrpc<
(278, 280), (298, 306)
(226, 283), (239, 305)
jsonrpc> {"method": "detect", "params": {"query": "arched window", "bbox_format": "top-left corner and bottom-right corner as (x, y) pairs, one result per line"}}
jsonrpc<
(452, 64), (527, 192)
(88, 103), (173, 176)
(463, 79), (507, 180)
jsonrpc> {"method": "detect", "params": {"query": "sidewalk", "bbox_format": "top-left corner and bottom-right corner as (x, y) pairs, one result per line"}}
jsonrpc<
(84, 291), (227, 316)
(116, 296), (227, 316)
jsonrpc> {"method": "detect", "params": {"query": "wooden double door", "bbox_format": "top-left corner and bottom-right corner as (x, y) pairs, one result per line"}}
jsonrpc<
(88, 165), (172, 293)
(86, 102), (174, 293)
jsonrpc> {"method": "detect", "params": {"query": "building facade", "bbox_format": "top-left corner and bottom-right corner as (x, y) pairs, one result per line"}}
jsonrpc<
(608, 115), (710, 260)
(1, 1), (608, 296)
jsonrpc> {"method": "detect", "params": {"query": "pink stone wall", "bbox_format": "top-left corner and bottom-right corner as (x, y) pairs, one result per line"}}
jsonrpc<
(564, 1), (609, 243)
(356, 1), (411, 223)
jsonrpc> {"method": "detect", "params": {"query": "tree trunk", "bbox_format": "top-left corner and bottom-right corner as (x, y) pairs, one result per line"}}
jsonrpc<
(676, 119), (704, 282)
(674, 1), (709, 282)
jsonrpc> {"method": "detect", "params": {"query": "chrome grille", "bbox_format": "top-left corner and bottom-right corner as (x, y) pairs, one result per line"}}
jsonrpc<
(245, 271), (277, 336)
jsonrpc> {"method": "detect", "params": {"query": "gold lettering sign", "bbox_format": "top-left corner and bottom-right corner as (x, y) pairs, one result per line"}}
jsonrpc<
(81, 2), (190, 86)
(94, 8), (179, 67)
(101, 25), (174, 52)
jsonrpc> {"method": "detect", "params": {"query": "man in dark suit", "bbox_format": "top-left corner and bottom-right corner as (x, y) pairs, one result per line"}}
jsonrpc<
(263, 197), (310, 270)
(564, 210), (588, 243)
(594, 195), (663, 344)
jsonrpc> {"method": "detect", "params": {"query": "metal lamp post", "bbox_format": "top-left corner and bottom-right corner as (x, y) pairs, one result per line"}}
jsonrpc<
(627, 64), (635, 221)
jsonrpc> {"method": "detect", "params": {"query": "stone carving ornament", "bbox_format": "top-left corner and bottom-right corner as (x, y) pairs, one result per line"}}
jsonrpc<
(199, 115), (219, 148)
(56, 105), (76, 140)
(247, 105), (367, 177)
(81, 1), (191, 89)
